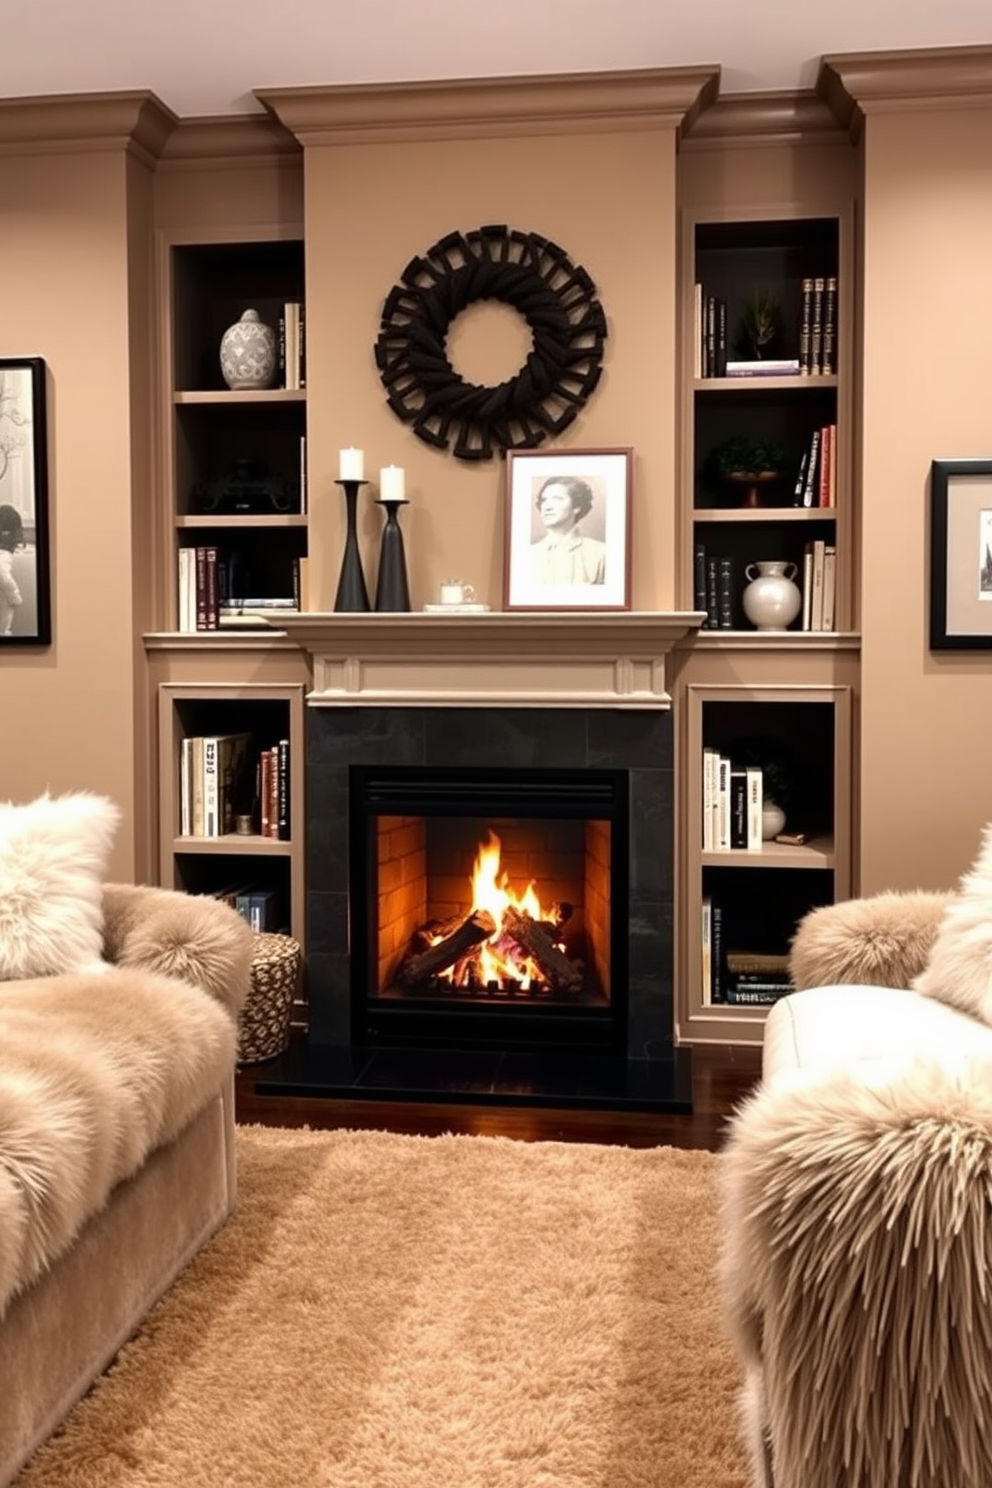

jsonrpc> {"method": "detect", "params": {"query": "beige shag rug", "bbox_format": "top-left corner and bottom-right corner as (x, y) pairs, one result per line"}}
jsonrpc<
(16, 1125), (747, 1488)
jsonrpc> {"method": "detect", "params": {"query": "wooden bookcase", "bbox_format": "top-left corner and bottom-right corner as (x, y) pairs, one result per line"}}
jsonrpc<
(673, 189), (859, 1046)
(157, 681), (306, 941)
(167, 233), (308, 632)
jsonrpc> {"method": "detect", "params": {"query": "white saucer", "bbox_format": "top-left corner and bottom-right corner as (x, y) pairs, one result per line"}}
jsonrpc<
(422, 603), (491, 613)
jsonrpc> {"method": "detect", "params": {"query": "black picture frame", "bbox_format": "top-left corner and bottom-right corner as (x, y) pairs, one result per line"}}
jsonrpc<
(929, 458), (992, 650)
(0, 357), (51, 646)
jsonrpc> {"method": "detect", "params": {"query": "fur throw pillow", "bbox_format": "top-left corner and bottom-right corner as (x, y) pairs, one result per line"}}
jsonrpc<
(0, 791), (120, 979)
(913, 821), (992, 1024)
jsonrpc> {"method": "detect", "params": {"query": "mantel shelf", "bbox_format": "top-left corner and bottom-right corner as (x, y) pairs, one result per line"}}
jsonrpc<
(269, 610), (705, 709)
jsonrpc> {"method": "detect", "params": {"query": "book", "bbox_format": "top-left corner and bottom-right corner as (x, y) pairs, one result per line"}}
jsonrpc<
(693, 543), (707, 619)
(701, 747), (718, 851)
(725, 950), (791, 974)
(821, 275), (838, 374)
(745, 766), (763, 850)
(801, 542), (814, 630)
(277, 738), (290, 841)
(202, 732), (251, 838)
(711, 902), (725, 1003)
(809, 275), (825, 374)
(791, 449), (808, 507)
(809, 539), (827, 631)
(798, 276), (814, 374)
(725, 983), (793, 1005)
(729, 768), (748, 849)
(818, 424), (832, 508)
(716, 754), (731, 850)
(802, 429), (821, 507)
(692, 283), (703, 379)
(821, 545), (837, 631)
(705, 558), (719, 630)
(701, 895), (712, 1004)
(725, 358), (800, 377)
(717, 557), (734, 629)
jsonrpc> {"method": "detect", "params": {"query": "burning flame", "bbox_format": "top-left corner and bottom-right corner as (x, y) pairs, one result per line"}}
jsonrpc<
(435, 829), (555, 988)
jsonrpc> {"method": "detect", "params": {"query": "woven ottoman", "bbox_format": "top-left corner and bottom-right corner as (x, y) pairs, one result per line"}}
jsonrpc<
(236, 932), (301, 1063)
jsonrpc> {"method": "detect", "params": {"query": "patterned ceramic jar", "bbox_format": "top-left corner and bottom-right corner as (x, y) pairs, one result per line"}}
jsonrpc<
(219, 308), (277, 390)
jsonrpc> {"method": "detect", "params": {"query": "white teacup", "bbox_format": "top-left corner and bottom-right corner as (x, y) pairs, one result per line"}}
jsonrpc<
(439, 581), (475, 606)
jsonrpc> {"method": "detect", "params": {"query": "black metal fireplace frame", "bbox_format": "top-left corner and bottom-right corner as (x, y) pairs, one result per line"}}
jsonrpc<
(348, 764), (630, 1054)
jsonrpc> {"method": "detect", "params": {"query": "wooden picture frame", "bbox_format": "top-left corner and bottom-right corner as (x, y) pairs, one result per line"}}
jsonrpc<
(0, 357), (51, 646)
(503, 447), (632, 611)
(929, 458), (992, 650)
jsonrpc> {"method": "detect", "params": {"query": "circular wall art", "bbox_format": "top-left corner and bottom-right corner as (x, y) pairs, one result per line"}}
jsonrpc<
(374, 225), (608, 462)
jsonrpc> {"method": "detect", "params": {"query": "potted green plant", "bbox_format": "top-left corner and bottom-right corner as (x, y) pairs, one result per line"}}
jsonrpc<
(705, 434), (790, 508)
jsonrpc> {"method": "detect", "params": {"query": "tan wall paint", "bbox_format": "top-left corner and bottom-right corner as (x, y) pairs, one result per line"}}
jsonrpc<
(860, 105), (992, 893)
(0, 149), (140, 880)
(301, 128), (677, 612)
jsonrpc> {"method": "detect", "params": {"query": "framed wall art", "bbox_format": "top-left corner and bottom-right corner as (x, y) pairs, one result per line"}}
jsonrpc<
(504, 447), (632, 612)
(929, 457), (992, 650)
(0, 357), (51, 646)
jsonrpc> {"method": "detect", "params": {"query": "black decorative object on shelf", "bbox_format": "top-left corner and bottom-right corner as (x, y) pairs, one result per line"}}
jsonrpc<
(191, 458), (300, 515)
(373, 498), (411, 612)
(374, 225), (608, 462)
(333, 479), (371, 612)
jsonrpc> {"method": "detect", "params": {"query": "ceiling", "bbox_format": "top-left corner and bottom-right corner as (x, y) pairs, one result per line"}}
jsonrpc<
(3, 0), (992, 120)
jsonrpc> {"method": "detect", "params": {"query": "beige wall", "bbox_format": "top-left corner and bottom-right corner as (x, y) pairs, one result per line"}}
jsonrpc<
(859, 104), (992, 892)
(0, 146), (143, 879)
(302, 127), (677, 612)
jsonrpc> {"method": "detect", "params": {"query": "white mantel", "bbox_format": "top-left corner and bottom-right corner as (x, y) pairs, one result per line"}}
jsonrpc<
(272, 611), (704, 708)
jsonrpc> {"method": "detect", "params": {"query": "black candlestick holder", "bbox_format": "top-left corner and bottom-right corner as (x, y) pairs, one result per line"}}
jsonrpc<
(373, 497), (411, 612)
(333, 478), (371, 612)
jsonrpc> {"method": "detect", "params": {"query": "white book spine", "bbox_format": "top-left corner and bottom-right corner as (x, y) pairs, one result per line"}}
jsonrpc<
(717, 755), (731, 850)
(202, 736), (219, 837)
(810, 539), (826, 631)
(701, 895), (712, 1005)
(821, 545), (837, 631)
(745, 766), (763, 850)
(702, 747), (716, 851)
(180, 736), (192, 837)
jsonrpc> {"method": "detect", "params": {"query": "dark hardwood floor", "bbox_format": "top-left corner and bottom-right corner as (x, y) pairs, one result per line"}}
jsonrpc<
(235, 1041), (763, 1151)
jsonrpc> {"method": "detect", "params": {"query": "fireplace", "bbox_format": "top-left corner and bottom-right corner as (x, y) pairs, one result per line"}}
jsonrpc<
(306, 704), (674, 1062)
(263, 611), (700, 1107)
(348, 765), (629, 1052)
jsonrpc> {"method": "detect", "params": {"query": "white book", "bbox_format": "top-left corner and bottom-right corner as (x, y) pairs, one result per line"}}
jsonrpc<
(717, 755), (732, 850)
(177, 547), (194, 632)
(693, 282), (703, 380)
(745, 766), (764, 850)
(702, 747), (717, 851)
(202, 736), (220, 837)
(821, 545), (837, 631)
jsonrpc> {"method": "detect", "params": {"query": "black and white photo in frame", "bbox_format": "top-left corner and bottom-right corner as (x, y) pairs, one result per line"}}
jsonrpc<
(0, 357), (51, 646)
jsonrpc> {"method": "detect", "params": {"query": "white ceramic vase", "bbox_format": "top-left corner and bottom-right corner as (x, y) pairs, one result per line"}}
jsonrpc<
(219, 308), (277, 390)
(761, 800), (787, 840)
(742, 560), (802, 631)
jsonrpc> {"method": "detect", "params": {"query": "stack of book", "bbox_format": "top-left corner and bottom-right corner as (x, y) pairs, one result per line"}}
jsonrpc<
(701, 749), (763, 851)
(700, 906), (794, 1006)
(177, 552), (309, 632)
(798, 275), (838, 376)
(791, 423), (837, 508)
(279, 300), (306, 390)
(179, 734), (289, 841)
(213, 881), (281, 933)
(799, 540), (837, 631)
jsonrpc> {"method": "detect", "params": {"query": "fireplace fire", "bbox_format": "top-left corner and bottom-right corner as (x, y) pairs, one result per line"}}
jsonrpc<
(349, 766), (627, 1052)
(399, 829), (594, 998)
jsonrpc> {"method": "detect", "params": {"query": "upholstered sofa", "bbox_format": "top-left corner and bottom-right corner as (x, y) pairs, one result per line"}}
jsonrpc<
(0, 867), (253, 1487)
(719, 825), (992, 1488)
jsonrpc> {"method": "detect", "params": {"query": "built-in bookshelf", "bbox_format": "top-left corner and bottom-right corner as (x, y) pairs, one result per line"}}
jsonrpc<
(168, 235), (308, 634)
(680, 682), (852, 1042)
(674, 189), (858, 1046)
(157, 683), (306, 942)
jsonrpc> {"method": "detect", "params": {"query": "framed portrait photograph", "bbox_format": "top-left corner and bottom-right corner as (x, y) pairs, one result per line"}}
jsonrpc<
(0, 357), (51, 646)
(929, 458), (992, 650)
(504, 447), (632, 611)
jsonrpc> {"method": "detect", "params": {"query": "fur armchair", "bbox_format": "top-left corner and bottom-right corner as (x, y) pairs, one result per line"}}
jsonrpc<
(718, 827), (992, 1488)
(0, 871), (252, 1487)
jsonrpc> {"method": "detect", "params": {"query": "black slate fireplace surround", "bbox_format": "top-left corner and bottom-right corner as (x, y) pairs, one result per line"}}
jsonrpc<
(259, 703), (691, 1111)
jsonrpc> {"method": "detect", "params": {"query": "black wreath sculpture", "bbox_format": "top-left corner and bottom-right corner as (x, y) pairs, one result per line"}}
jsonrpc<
(374, 225), (608, 462)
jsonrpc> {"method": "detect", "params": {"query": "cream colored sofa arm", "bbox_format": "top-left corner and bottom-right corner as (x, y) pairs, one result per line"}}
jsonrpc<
(101, 883), (254, 1019)
(788, 890), (954, 991)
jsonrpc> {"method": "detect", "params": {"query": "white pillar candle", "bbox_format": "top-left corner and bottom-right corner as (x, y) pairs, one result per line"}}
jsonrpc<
(379, 465), (406, 501)
(339, 447), (364, 481)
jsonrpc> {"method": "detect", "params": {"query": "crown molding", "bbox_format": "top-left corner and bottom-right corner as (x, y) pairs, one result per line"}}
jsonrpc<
(159, 112), (301, 168)
(0, 91), (177, 163)
(819, 45), (992, 140)
(681, 89), (845, 149)
(256, 67), (721, 146)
